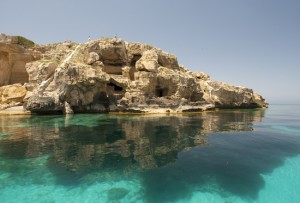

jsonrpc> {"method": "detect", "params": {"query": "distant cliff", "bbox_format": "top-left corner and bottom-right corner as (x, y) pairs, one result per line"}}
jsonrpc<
(0, 33), (268, 114)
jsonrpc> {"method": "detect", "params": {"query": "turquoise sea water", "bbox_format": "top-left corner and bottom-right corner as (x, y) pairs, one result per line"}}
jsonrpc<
(0, 105), (300, 203)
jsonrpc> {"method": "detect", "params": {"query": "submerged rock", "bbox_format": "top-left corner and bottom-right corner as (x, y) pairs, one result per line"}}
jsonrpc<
(0, 34), (268, 114)
(107, 188), (129, 201)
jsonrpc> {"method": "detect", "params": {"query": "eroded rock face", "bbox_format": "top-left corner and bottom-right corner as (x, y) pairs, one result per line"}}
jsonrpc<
(0, 33), (39, 87)
(0, 34), (268, 113)
(0, 83), (27, 110)
(0, 44), (34, 86)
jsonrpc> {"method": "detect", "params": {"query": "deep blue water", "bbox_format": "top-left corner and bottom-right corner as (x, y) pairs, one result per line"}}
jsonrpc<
(0, 105), (300, 203)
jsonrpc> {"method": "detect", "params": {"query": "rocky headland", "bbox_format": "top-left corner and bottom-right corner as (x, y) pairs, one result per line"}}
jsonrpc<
(0, 33), (268, 114)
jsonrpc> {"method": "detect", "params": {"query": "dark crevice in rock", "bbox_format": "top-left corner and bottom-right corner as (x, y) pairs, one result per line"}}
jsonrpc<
(155, 86), (169, 97)
(93, 92), (110, 107)
(108, 82), (123, 92)
(130, 54), (142, 67)
(129, 66), (135, 81)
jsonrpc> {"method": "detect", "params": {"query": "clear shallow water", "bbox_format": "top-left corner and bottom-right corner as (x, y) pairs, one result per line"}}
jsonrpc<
(0, 105), (299, 203)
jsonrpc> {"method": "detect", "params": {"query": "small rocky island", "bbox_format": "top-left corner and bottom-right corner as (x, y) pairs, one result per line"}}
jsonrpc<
(0, 33), (267, 114)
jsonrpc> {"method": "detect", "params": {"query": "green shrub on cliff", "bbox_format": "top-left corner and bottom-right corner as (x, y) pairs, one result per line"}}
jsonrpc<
(13, 36), (35, 48)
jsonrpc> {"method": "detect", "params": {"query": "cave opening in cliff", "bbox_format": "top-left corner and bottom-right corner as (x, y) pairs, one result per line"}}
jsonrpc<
(155, 86), (168, 97)
(93, 92), (110, 107)
(130, 54), (142, 67)
(108, 82), (123, 92)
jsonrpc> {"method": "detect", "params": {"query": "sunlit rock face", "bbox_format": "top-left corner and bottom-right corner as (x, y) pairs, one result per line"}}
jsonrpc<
(0, 83), (28, 111)
(0, 34), (268, 113)
(0, 33), (36, 86)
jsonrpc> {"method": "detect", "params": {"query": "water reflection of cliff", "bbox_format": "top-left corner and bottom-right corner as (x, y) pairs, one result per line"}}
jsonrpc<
(0, 109), (265, 181)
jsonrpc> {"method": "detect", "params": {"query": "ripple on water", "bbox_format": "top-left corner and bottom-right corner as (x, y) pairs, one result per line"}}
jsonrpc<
(271, 125), (300, 133)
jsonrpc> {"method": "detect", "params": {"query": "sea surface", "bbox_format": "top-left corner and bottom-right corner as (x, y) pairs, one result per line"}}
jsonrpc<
(0, 105), (300, 203)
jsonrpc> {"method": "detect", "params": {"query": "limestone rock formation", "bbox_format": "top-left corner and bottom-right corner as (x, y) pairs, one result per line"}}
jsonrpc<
(0, 83), (27, 110)
(0, 34), (268, 114)
(0, 34), (37, 86)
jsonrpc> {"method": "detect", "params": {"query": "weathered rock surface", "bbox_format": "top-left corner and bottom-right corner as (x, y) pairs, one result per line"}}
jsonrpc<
(0, 33), (37, 86)
(0, 34), (268, 114)
(0, 83), (27, 110)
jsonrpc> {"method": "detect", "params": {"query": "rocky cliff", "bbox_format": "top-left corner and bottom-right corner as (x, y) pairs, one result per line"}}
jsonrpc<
(0, 33), (268, 114)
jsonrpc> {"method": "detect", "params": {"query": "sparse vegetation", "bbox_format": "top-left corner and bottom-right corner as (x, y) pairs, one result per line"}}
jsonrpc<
(14, 36), (35, 48)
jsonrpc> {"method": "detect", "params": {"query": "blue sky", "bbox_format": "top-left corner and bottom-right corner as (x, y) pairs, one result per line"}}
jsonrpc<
(1, 0), (299, 104)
